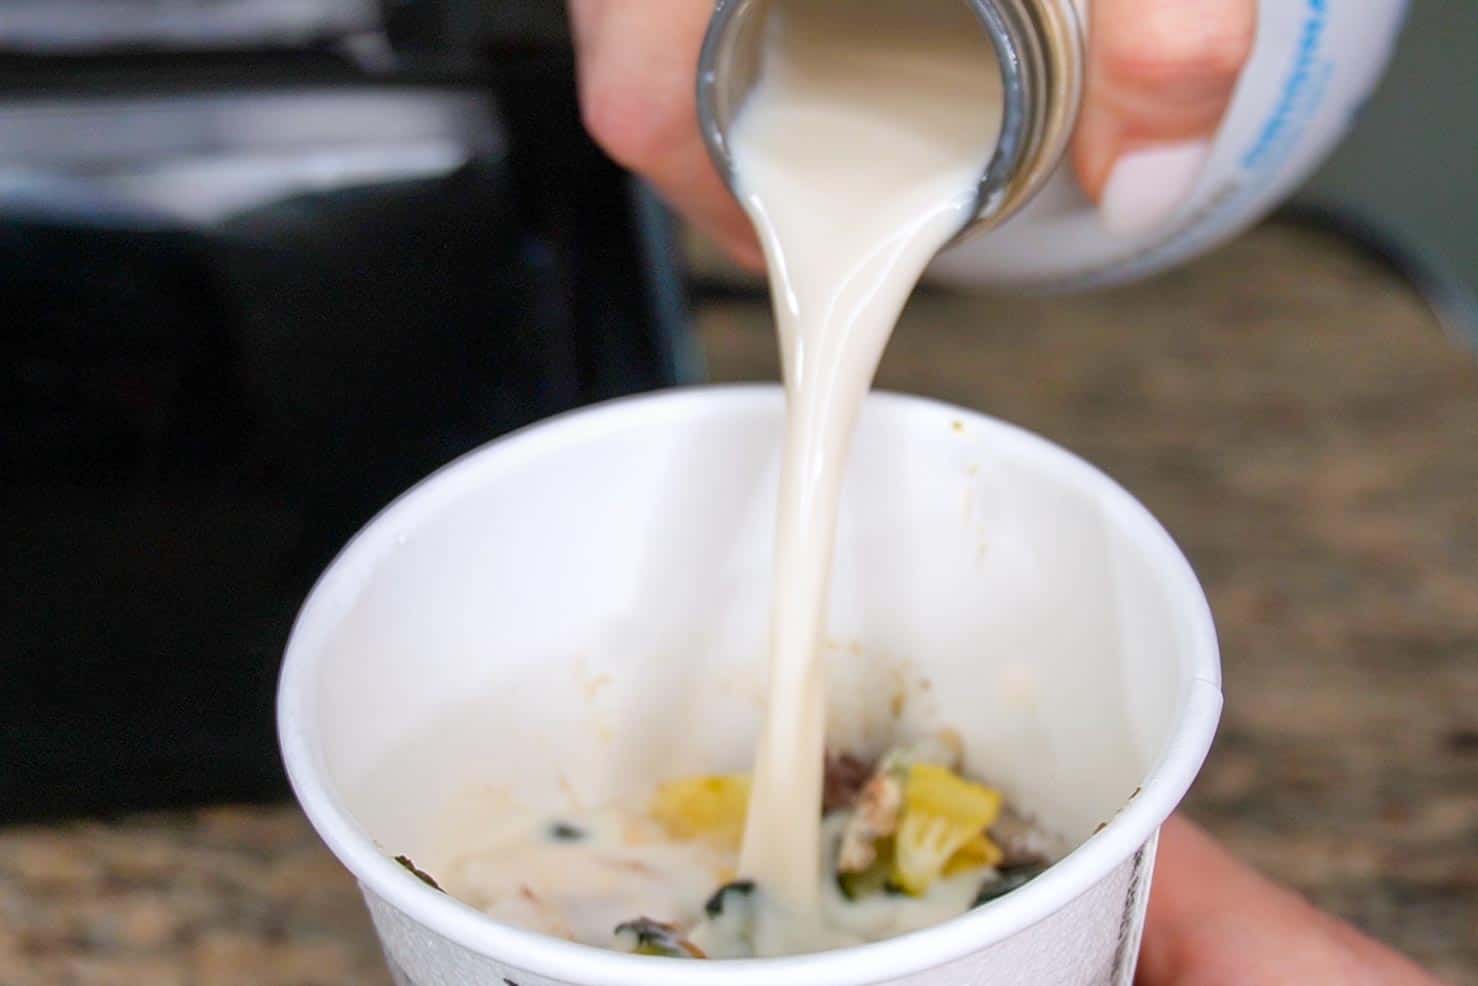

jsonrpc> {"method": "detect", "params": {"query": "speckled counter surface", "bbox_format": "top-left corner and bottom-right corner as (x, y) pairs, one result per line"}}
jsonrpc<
(2, 224), (1474, 985)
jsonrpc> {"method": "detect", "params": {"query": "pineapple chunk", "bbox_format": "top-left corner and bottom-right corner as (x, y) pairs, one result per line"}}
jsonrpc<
(944, 832), (1005, 876)
(891, 764), (1002, 895)
(651, 774), (750, 849)
(904, 763), (1002, 822)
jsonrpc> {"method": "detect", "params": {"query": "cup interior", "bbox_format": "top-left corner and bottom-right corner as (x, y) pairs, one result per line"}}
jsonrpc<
(280, 386), (1220, 959)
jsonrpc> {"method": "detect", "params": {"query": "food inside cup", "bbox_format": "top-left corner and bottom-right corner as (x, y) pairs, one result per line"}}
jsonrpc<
(392, 730), (1064, 959)
(282, 393), (1221, 979)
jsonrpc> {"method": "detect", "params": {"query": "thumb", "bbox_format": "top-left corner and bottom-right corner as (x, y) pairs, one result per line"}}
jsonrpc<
(1138, 816), (1444, 985)
(1072, 0), (1257, 235)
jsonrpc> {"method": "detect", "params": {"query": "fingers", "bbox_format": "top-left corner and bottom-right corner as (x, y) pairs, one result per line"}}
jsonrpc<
(573, 0), (1255, 257)
(1072, 0), (1257, 235)
(1137, 815), (1292, 984)
(568, 0), (764, 270)
(1138, 816), (1444, 985)
(572, 0), (1255, 259)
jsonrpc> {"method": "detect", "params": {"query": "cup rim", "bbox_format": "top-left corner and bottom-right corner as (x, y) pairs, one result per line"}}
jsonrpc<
(278, 384), (1222, 985)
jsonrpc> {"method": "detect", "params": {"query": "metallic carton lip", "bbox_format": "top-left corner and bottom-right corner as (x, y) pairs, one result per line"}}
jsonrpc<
(694, 0), (1085, 242)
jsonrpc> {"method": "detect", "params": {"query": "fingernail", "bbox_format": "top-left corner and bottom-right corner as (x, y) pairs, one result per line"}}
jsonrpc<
(1100, 140), (1211, 237)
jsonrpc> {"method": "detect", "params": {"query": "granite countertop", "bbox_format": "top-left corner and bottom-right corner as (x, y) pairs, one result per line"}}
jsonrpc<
(2, 223), (1474, 985)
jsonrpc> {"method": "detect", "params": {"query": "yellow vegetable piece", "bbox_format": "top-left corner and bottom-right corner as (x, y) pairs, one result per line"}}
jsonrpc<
(943, 832), (1005, 877)
(905, 764), (1003, 822)
(651, 774), (750, 849)
(891, 763), (1003, 895)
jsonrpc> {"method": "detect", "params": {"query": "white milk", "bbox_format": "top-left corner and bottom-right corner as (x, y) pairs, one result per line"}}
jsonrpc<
(412, 0), (1011, 957)
(729, 0), (1002, 928)
(433, 804), (997, 957)
(436, 810), (733, 947)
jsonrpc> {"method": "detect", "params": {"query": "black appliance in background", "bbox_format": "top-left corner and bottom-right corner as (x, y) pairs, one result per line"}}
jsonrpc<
(1, 1), (698, 821)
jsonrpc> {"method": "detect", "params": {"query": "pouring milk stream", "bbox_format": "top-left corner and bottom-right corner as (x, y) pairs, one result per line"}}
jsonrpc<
(704, 0), (1409, 942)
(727, 1), (1002, 926)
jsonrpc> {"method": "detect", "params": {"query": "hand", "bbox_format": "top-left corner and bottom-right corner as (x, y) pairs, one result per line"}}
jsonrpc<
(1138, 816), (1445, 985)
(567, 0), (1257, 269)
(568, 0), (765, 269)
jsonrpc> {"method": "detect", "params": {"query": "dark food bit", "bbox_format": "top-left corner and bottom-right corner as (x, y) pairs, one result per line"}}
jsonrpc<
(546, 821), (587, 842)
(393, 855), (444, 892)
(822, 752), (876, 814)
(613, 918), (707, 958)
(972, 861), (1049, 907)
(702, 879), (758, 953)
(704, 879), (757, 918)
(989, 805), (1051, 870)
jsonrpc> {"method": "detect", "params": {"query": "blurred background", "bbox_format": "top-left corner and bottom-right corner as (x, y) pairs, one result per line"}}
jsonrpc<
(1, 1), (1473, 982)
(2, 0), (696, 819)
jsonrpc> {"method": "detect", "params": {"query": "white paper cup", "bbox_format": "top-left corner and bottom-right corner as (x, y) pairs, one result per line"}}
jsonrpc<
(279, 386), (1221, 986)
